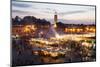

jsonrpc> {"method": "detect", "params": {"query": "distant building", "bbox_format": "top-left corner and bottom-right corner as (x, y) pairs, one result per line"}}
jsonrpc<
(53, 11), (58, 28)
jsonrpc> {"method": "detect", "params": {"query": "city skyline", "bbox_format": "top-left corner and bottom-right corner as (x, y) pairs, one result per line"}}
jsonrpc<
(12, 1), (96, 66)
(12, 1), (95, 24)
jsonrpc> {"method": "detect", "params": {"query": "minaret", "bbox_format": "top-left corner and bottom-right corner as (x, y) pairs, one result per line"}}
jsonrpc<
(54, 11), (58, 28)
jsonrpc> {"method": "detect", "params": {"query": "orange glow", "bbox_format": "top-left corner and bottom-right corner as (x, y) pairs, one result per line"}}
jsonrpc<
(23, 25), (37, 33)
(72, 28), (75, 32)
(86, 27), (89, 31)
(93, 29), (96, 32)
(65, 28), (68, 32)
(76, 29), (81, 32)
(70, 29), (73, 31)
(24, 27), (30, 32)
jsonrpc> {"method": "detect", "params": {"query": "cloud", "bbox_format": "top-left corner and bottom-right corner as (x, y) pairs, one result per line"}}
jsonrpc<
(12, 9), (45, 17)
(12, 1), (31, 8)
(12, 9), (34, 15)
(58, 10), (87, 16)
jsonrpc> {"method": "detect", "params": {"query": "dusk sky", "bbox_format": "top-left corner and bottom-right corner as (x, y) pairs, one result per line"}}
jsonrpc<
(12, 1), (95, 24)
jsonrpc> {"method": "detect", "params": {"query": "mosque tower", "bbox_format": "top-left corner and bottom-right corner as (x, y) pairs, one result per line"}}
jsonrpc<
(54, 11), (58, 28)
